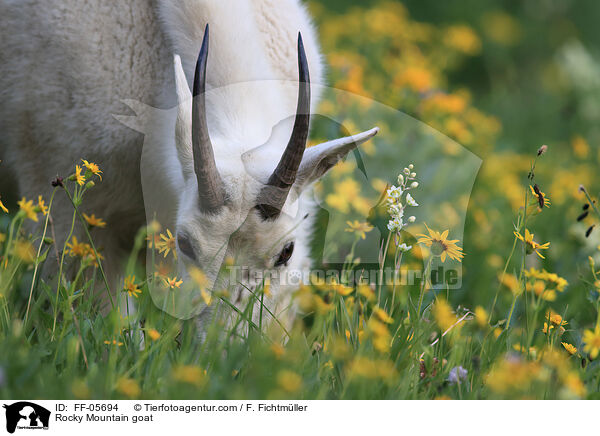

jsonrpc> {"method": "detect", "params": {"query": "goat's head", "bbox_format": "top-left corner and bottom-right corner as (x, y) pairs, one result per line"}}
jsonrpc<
(171, 25), (378, 299)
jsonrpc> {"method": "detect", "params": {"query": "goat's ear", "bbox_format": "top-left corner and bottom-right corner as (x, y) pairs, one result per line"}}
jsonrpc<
(173, 54), (194, 180)
(293, 127), (379, 192)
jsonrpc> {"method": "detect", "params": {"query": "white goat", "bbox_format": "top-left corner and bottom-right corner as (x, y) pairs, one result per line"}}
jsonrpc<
(0, 0), (378, 327)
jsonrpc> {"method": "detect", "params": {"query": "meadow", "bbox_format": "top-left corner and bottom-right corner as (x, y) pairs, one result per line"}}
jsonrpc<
(1, 1), (600, 400)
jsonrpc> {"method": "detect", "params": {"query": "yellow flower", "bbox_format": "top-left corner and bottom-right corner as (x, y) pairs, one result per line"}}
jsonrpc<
(37, 196), (48, 215)
(485, 357), (541, 395)
(172, 365), (206, 386)
(123, 275), (141, 298)
(372, 306), (394, 324)
(357, 284), (376, 301)
(277, 370), (302, 393)
(529, 185), (551, 209)
(583, 325), (600, 359)
(157, 229), (177, 259)
(333, 282), (353, 296)
(542, 312), (567, 334)
(345, 220), (373, 239)
(545, 311), (567, 327)
(271, 343), (285, 359)
(561, 342), (577, 355)
(81, 159), (103, 180)
(147, 329), (161, 341)
(514, 229), (550, 259)
(201, 289), (212, 306)
(83, 213), (106, 228)
(416, 223), (464, 262)
(445, 25), (481, 55)
(433, 298), (458, 332)
(14, 240), (35, 263)
(65, 236), (104, 267)
(66, 236), (89, 258)
(74, 164), (86, 186)
(163, 276), (183, 290)
(0, 196), (8, 213)
(189, 266), (209, 288)
(347, 357), (397, 381)
(116, 377), (140, 398)
(395, 66), (433, 92)
(474, 306), (488, 328)
(17, 197), (38, 222)
(104, 339), (124, 346)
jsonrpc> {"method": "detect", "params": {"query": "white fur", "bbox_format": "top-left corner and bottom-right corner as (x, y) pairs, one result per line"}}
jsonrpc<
(0, 0), (377, 330)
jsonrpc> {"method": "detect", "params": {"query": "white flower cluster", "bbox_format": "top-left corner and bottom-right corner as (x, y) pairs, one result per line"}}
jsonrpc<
(386, 164), (419, 252)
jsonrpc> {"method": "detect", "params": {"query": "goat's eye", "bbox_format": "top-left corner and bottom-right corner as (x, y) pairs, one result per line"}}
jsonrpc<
(177, 234), (196, 261)
(274, 242), (294, 267)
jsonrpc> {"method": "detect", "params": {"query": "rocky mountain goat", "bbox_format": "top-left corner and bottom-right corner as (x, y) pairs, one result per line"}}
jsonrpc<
(0, 0), (378, 328)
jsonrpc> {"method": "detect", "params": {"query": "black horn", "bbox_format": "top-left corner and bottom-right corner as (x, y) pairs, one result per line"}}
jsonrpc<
(256, 32), (311, 220)
(193, 24), (226, 212)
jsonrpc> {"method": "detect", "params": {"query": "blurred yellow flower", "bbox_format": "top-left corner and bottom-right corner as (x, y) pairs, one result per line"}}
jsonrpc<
(277, 370), (302, 393)
(445, 25), (481, 55)
(83, 213), (106, 228)
(17, 197), (38, 222)
(474, 306), (488, 328)
(345, 220), (373, 239)
(395, 66), (433, 92)
(583, 326), (600, 359)
(172, 365), (206, 387)
(482, 11), (521, 46)
(37, 196), (48, 215)
(433, 299), (458, 332)
(14, 240), (35, 263)
(0, 197), (8, 213)
(372, 306), (394, 324)
(561, 342), (577, 355)
(163, 276), (183, 290)
(147, 329), (161, 341)
(104, 339), (123, 346)
(116, 377), (140, 398)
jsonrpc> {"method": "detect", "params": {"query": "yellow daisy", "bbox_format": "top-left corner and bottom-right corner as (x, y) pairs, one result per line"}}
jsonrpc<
(83, 213), (106, 228)
(123, 275), (141, 298)
(74, 165), (86, 186)
(163, 276), (183, 290)
(345, 220), (374, 239)
(81, 159), (102, 180)
(416, 223), (464, 262)
(157, 229), (177, 259)
(514, 229), (550, 259)
(529, 185), (550, 209)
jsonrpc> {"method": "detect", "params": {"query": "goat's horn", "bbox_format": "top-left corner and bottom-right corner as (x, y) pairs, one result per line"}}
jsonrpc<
(193, 24), (226, 212)
(257, 32), (311, 220)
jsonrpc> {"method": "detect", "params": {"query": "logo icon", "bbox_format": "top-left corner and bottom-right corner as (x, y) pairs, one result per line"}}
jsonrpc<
(2, 402), (50, 434)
